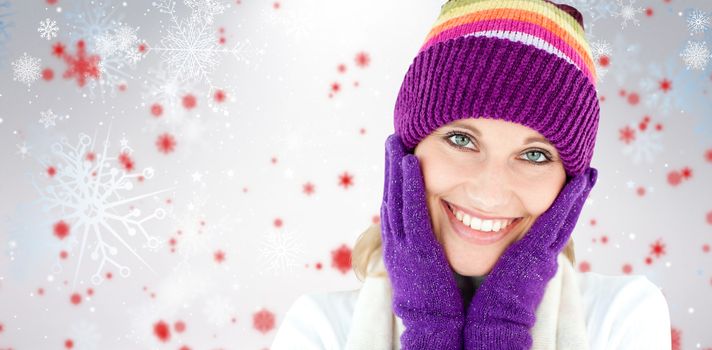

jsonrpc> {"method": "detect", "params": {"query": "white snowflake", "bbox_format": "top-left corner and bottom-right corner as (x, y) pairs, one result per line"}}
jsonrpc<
(149, 0), (249, 87)
(33, 130), (172, 286)
(680, 40), (711, 71)
(38, 18), (58, 40)
(63, 0), (122, 45)
(687, 9), (711, 35)
(39, 109), (60, 128)
(621, 126), (663, 164)
(590, 39), (612, 58)
(11, 52), (41, 87)
(259, 230), (305, 275)
(612, 0), (644, 29)
(155, 17), (220, 84)
(87, 24), (144, 98)
(185, 0), (229, 24)
(203, 294), (235, 326)
(16, 141), (31, 159)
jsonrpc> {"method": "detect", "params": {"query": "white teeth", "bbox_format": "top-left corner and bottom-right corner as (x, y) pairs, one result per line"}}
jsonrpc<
(449, 204), (514, 233)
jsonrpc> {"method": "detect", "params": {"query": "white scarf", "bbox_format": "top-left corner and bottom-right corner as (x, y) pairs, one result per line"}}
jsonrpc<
(345, 253), (589, 350)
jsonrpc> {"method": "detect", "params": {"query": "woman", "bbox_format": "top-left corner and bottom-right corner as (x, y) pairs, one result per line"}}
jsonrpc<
(272, 0), (671, 349)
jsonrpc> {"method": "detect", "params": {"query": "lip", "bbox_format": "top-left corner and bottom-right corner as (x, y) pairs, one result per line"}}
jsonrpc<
(441, 199), (522, 245)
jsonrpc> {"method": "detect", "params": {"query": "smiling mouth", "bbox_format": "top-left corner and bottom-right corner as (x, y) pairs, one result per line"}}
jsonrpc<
(441, 199), (522, 245)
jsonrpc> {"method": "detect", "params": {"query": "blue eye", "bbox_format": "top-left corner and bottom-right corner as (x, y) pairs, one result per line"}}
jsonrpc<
(522, 150), (550, 164)
(444, 131), (553, 166)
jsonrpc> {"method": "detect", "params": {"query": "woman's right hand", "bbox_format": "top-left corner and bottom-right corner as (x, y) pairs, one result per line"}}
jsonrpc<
(380, 133), (465, 349)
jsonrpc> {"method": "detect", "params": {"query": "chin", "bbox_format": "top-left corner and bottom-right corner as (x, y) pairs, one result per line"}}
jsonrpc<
(441, 236), (503, 276)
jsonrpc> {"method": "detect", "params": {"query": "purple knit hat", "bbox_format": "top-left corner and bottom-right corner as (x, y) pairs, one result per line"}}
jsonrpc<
(394, 0), (600, 176)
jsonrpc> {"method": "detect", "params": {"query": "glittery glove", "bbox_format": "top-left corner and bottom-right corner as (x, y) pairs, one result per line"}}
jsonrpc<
(380, 133), (465, 349)
(464, 167), (598, 349)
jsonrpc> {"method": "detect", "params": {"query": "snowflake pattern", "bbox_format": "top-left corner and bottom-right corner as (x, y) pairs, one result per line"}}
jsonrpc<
(0, 1), (12, 64)
(89, 24), (144, 97)
(259, 230), (305, 275)
(33, 131), (171, 286)
(184, 0), (229, 25)
(679, 41), (711, 71)
(38, 18), (58, 40)
(39, 109), (61, 128)
(612, 0), (644, 29)
(11, 52), (42, 87)
(687, 9), (711, 35)
(621, 124), (663, 164)
(64, 0), (122, 45)
(148, 0), (252, 87)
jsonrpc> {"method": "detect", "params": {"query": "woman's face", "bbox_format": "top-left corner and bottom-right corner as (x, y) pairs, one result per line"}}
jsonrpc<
(413, 117), (567, 276)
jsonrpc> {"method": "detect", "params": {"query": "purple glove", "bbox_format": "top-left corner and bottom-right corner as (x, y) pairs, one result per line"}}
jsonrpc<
(380, 133), (465, 349)
(464, 167), (598, 349)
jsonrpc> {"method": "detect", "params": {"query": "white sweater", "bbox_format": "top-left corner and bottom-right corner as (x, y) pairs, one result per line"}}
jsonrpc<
(271, 271), (671, 349)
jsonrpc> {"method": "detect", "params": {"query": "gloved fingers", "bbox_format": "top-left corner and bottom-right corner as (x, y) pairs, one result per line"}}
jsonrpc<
(401, 154), (440, 248)
(517, 166), (595, 249)
(380, 202), (393, 246)
(385, 133), (408, 235)
(550, 167), (598, 252)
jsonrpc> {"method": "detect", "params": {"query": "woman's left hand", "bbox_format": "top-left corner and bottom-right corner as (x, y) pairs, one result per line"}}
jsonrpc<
(464, 167), (598, 349)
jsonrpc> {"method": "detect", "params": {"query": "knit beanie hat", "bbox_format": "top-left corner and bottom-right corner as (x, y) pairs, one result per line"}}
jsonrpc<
(393, 0), (599, 177)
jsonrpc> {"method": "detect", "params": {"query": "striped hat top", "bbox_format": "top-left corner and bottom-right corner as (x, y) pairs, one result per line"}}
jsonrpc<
(393, 0), (600, 176)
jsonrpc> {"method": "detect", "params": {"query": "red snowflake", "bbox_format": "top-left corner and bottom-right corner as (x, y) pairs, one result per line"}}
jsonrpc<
(213, 89), (226, 103)
(118, 152), (135, 171)
(649, 239), (666, 258)
(705, 149), (712, 163)
(658, 78), (672, 93)
(253, 308), (275, 334)
(355, 51), (370, 68)
(680, 166), (692, 180)
(578, 261), (590, 272)
(156, 133), (176, 154)
(214, 250), (225, 263)
(150, 103), (163, 117)
(302, 182), (315, 195)
(667, 170), (682, 186)
(153, 320), (171, 342)
(627, 92), (640, 105)
(54, 220), (70, 240)
(331, 244), (352, 274)
(597, 55), (610, 67)
(51, 42), (66, 57)
(338, 171), (354, 189)
(618, 125), (635, 144)
(60, 40), (101, 87)
(671, 327), (681, 350)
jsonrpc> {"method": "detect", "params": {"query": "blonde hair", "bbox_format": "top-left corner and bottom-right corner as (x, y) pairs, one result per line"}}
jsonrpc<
(352, 221), (576, 282)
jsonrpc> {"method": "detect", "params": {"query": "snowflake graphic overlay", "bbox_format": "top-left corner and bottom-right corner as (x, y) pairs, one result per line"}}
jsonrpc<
(33, 130), (172, 286)
(12, 52), (41, 87)
(0, 1), (13, 65)
(612, 0), (644, 29)
(687, 9), (711, 35)
(148, 0), (252, 87)
(259, 229), (305, 275)
(38, 17), (58, 40)
(680, 41), (711, 71)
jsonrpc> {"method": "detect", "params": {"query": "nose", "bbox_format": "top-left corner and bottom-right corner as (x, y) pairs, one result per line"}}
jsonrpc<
(461, 159), (513, 212)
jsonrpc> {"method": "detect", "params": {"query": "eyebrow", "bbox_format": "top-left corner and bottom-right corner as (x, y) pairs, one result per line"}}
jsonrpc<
(451, 122), (554, 147)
